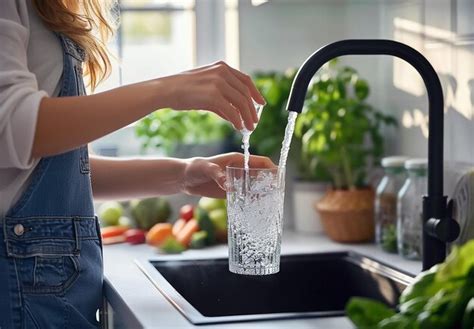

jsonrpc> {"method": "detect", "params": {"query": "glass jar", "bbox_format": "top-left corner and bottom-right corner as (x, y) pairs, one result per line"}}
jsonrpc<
(397, 158), (428, 260)
(375, 156), (408, 253)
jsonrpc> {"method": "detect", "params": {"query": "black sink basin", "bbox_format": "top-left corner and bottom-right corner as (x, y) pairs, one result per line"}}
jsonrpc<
(136, 252), (414, 325)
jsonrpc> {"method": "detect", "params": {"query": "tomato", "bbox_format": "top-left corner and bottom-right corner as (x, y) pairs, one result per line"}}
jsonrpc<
(179, 204), (194, 221)
(124, 229), (146, 245)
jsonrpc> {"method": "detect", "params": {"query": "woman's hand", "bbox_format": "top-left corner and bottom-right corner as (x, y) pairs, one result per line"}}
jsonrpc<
(90, 153), (275, 201)
(181, 152), (276, 198)
(162, 61), (266, 131)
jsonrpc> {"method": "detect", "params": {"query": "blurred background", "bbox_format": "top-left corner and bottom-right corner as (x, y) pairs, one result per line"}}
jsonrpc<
(92, 0), (473, 163)
(92, 0), (473, 230)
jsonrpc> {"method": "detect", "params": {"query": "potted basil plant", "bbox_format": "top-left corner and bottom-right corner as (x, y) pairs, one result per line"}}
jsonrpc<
(294, 59), (397, 242)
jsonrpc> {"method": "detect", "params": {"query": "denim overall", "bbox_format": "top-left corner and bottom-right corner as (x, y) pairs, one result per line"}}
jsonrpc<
(0, 35), (102, 328)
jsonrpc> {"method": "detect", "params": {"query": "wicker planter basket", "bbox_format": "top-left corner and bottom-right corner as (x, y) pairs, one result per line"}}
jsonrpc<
(314, 188), (375, 243)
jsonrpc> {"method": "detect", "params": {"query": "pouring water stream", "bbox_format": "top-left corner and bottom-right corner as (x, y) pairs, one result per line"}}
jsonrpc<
(241, 104), (298, 188)
(277, 111), (298, 182)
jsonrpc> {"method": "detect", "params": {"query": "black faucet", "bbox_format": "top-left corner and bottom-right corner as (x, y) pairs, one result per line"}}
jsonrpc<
(286, 39), (460, 271)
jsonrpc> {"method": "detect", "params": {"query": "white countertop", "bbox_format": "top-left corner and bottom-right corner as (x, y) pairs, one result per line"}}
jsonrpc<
(103, 231), (421, 329)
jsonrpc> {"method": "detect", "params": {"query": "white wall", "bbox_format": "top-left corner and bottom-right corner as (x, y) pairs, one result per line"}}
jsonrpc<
(237, 0), (474, 163)
(238, 0), (384, 113)
(378, 0), (474, 163)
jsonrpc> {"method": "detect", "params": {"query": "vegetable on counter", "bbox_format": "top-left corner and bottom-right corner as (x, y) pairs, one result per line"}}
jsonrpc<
(179, 204), (194, 222)
(124, 229), (146, 245)
(172, 218), (187, 236)
(346, 298), (396, 329)
(198, 197), (226, 213)
(176, 219), (200, 247)
(146, 223), (173, 247)
(130, 197), (171, 230)
(462, 298), (474, 329)
(101, 226), (129, 239)
(118, 216), (134, 228)
(160, 236), (185, 254)
(99, 196), (228, 253)
(189, 231), (208, 249)
(101, 226), (129, 245)
(101, 226), (147, 245)
(102, 236), (126, 245)
(98, 201), (124, 226)
(346, 240), (474, 329)
(195, 207), (216, 245)
(208, 208), (227, 242)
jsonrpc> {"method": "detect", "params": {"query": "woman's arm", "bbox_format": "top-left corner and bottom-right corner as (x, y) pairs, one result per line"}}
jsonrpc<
(90, 153), (276, 200)
(90, 155), (187, 201)
(33, 62), (265, 159)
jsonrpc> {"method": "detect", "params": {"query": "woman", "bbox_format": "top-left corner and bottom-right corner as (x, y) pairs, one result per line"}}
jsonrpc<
(0, 1), (275, 328)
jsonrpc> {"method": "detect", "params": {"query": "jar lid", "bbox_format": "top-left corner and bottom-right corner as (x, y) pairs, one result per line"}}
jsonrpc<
(381, 156), (409, 168)
(405, 158), (428, 169)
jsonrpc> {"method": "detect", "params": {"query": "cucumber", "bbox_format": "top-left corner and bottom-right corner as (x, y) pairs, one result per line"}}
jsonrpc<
(189, 231), (208, 249)
(194, 207), (216, 245)
(160, 237), (185, 254)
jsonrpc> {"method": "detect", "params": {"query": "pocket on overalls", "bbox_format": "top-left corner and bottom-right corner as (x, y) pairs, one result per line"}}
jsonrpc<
(16, 254), (80, 295)
(3, 217), (85, 295)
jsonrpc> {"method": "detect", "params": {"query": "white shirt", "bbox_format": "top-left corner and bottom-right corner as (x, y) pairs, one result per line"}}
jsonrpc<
(0, 0), (63, 217)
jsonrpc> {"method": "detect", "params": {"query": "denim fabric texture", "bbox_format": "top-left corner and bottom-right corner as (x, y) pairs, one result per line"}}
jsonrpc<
(0, 34), (103, 329)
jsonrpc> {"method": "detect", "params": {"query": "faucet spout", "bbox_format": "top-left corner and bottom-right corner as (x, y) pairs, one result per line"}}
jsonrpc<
(287, 39), (459, 270)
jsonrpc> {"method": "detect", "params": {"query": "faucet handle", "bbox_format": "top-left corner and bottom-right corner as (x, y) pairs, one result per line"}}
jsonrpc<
(425, 199), (460, 243)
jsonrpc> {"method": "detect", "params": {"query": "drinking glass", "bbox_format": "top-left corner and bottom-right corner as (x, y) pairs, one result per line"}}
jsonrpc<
(226, 166), (284, 275)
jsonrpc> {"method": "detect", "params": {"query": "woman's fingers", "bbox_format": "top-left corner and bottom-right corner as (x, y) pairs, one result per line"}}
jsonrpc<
(226, 65), (266, 105)
(248, 155), (278, 169)
(184, 153), (277, 198)
(219, 81), (255, 130)
(209, 106), (233, 128)
(222, 153), (277, 169)
(210, 97), (243, 130)
(168, 61), (265, 130)
(217, 66), (259, 123)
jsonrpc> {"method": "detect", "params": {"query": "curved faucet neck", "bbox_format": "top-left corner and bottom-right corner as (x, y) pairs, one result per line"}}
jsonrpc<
(286, 39), (452, 270)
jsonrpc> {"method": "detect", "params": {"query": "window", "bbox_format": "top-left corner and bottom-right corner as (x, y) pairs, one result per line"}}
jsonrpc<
(92, 0), (197, 156)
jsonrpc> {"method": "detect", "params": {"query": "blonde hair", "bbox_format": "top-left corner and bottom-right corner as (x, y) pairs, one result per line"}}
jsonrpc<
(33, 0), (117, 91)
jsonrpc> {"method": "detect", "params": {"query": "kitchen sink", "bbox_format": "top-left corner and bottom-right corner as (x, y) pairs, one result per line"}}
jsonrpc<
(136, 252), (414, 325)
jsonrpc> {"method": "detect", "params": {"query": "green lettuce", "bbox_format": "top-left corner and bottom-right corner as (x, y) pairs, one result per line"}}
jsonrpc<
(346, 240), (474, 329)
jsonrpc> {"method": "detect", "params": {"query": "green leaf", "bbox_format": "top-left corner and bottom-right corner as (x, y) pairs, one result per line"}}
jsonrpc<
(400, 266), (439, 304)
(338, 66), (356, 83)
(462, 298), (474, 329)
(355, 79), (370, 100)
(134, 108), (233, 155)
(328, 58), (339, 68)
(377, 314), (419, 329)
(346, 297), (396, 329)
(436, 240), (474, 282)
(346, 241), (474, 329)
(416, 276), (474, 329)
(399, 297), (429, 316)
(291, 59), (397, 184)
